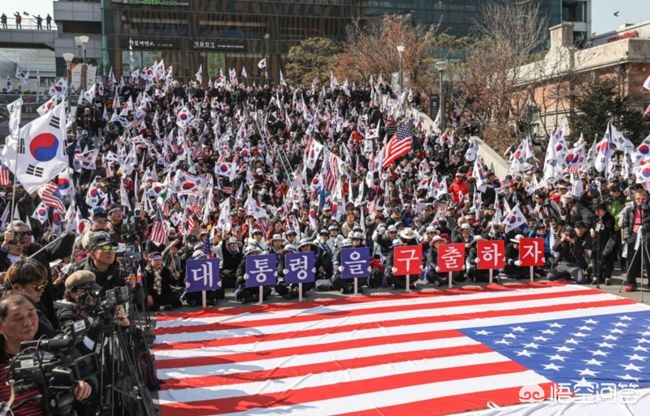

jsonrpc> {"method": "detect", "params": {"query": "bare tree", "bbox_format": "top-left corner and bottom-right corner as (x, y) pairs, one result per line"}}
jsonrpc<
(453, 0), (548, 149)
(335, 14), (455, 94)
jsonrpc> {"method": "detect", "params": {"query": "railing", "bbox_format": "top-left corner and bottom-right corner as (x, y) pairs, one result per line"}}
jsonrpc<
(0, 93), (79, 117)
(0, 16), (57, 31)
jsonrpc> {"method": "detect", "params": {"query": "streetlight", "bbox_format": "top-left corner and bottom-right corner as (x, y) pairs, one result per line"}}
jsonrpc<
(75, 35), (89, 90)
(63, 52), (74, 102)
(435, 60), (448, 132)
(396, 44), (405, 93)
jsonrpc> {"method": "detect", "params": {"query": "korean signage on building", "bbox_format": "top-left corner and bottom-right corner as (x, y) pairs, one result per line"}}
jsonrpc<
(191, 40), (246, 51)
(123, 38), (178, 50)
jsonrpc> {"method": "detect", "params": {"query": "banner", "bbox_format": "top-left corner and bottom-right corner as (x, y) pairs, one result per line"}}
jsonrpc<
(185, 258), (221, 292)
(393, 245), (423, 276)
(284, 252), (315, 284)
(477, 240), (505, 270)
(437, 243), (466, 273)
(519, 238), (545, 267)
(245, 254), (277, 287)
(341, 248), (370, 280)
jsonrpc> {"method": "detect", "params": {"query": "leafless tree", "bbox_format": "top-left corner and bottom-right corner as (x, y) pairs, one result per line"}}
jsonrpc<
(453, 0), (549, 149)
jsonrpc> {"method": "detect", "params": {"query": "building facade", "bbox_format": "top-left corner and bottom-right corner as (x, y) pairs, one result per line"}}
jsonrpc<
(518, 20), (650, 139)
(46, 0), (591, 83)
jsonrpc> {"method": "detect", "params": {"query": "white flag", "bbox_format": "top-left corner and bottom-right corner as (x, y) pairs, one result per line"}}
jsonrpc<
(83, 83), (96, 104)
(1, 101), (68, 193)
(31, 202), (49, 224)
(214, 162), (237, 182)
(503, 204), (527, 233)
(195, 65), (202, 83)
(120, 176), (132, 212)
(36, 96), (57, 116)
(644, 74), (650, 90)
(257, 58), (267, 70)
(241, 66), (248, 79)
(6, 97), (23, 138)
(176, 106), (194, 130)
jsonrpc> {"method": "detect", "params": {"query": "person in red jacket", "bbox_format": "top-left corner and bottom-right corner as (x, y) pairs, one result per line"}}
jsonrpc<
(449, 172), (469, 205)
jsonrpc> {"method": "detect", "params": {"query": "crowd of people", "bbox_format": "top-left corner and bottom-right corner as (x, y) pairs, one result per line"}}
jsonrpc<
(0, 66), (649, 413)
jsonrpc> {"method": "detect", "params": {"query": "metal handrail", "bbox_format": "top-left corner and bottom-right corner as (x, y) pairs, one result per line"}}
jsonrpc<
(0, 16), (57, 31)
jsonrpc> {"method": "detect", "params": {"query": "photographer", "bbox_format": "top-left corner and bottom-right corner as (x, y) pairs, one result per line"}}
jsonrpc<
(55, 271), (130, 354)
(590, 202), (616, 285)
(547, 224), (589, 283)
(107, 204), (126, 244)
(621, 188), (650, 292)
(0, 294), (92, 416)
(67, 232), (136, 292)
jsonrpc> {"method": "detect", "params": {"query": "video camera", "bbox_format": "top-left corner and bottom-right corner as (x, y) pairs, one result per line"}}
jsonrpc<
(122, 211), (145, 242)
(76, 283), (131, 317)
(10, 335), (99, 416)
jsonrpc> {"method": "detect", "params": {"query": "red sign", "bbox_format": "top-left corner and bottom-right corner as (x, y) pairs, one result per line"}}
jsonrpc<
(393, 245), (423, 276)
(519, 238), (545, 267)
(437, 243), (466, 272)
(477, 239), (505, 270)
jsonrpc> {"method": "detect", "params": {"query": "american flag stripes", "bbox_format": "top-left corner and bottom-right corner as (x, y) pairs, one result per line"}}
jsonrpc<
(153, 283), (650, 416)
(0, 165), (11, 187)
(323, 151), (341, 193)
(381, 120), (414, 169)
(150, 208), (168, 246)
(37, 181), (66, 213)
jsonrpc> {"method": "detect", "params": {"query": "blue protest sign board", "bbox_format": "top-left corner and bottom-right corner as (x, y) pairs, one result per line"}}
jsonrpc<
(284, 252), (315, 284)
(185, 258), (221, 292)
(245, 254), (277, 287)
(341, 247), (370, 280)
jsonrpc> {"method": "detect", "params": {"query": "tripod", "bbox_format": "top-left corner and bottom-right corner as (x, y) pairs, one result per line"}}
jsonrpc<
(94, 309), (157, 416)
(621, 224), (649, 303)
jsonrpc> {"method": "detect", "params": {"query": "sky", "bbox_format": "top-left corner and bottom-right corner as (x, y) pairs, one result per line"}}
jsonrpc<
(9, 0), (650, 36)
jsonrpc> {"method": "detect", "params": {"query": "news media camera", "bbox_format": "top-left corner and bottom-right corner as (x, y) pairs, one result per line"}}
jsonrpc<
(9, 335), (99, 416)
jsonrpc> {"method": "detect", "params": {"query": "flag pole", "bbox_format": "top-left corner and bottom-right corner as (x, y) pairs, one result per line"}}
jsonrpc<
(9, 95), (23, 223)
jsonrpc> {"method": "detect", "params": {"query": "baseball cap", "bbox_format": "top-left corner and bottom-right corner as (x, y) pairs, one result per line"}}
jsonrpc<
(88, 232), (117, 250)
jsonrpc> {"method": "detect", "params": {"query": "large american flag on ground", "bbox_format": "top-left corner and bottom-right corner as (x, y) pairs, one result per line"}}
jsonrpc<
(153, 283), (650, 416)
(381, 120), (414, 169)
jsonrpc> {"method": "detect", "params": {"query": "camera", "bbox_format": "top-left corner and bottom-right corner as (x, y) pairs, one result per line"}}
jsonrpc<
(10, 335), (99, 416)
(76, 283), (131, 315)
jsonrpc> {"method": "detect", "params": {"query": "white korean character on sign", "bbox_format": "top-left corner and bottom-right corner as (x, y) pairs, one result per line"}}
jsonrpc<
(287, 255), (309, 280)
(346, 251), (365, 276)
(396, 249), (419, 272)
(191, 261), (213, 287)
(523, 240), (541, 264)
(252, 258), (273, 283)
(481, 243), (503, 268)
(441, 247), (462, 269)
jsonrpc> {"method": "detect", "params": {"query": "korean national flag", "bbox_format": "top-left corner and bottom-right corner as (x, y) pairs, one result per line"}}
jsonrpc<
(1, 101), (68, 193)
(176, 106), (194, 130)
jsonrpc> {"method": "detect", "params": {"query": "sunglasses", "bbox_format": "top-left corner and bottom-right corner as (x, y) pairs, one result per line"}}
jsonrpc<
(99, 245), (118, 252)
(16, 231), (32, 236)
(30, 282), (47, 292)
